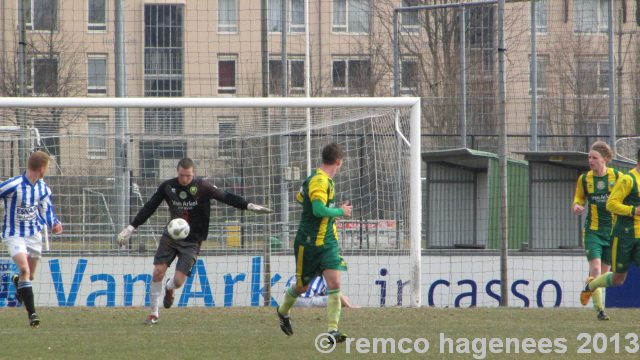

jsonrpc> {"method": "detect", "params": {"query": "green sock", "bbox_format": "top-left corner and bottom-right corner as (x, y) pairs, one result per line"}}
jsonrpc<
(327, 289), (341, 332)
(589, 272), (613, 291)
(278, 287), (298, 315)
(592, 287), (603, 312)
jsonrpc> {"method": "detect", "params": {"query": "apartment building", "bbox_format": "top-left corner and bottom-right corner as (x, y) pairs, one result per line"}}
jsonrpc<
(0, 0), (638, 177)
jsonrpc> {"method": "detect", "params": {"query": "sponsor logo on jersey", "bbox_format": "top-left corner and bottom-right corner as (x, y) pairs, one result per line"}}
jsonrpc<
(591, 194), (608, 202)
(16, 205), (37, 221)
(171, 200), (198, 208)
(179, 191), (187, 200)
(596, 180), (605, 190)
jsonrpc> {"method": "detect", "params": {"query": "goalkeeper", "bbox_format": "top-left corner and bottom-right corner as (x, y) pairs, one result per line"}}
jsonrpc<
(276, 143), (352, 344)
(117, 158), (272, 324)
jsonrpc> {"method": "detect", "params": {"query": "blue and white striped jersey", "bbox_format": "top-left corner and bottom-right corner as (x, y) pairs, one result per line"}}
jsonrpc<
(0, 174), (59, 239)
(299, 276), (327, 298)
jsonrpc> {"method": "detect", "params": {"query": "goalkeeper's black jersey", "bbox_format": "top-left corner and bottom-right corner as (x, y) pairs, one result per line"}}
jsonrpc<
(131, 178), (249, 242)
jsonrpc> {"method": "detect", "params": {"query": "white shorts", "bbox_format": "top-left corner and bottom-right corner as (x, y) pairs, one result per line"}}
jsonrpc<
(295, 296), (328, 308)
(2, 234), (43, 259)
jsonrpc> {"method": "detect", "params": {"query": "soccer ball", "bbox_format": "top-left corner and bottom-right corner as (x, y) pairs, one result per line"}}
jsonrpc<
(167, 218), (190, 240)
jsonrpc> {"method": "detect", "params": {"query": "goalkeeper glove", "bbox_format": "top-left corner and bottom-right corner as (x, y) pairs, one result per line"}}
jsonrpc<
(117, 225), (135, 246)
(247, 203), (273, 214)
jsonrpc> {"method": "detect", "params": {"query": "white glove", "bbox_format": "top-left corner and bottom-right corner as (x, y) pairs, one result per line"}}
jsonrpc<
(117, 225), (135, 246)
(247, 203), (273, 214)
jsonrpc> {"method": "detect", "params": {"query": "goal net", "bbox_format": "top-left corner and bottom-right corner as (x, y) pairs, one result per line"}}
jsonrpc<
(0, 97), (421, 308)
(616, 136), (640, 164)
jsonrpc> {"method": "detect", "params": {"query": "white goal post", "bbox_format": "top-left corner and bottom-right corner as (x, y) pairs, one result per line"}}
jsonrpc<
(0, 96), (421, 308)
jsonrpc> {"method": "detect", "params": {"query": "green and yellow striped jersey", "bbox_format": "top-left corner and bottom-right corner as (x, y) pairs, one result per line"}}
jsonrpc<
(607, 168), (640, 238)
(295, 168), (338, 247)
(573, 167), (621, 234)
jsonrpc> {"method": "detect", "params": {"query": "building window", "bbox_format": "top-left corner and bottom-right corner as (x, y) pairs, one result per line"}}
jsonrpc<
(268, 0), (305, 33)
(269, 60), (283, 94)
(400, 58), (418, 93)
(218, 0), (237, 33)
(332, 58), (371, 95)
(88, 54), (107, 95)
(144, 108), (183, 134)
(400, 0), (420, 34)
(467, 5), (495, 74)
(290, 59), (304, 89)
(332, 0), (370, 33)
(144, 79), (183, 97)
(218, 55), (237, 94)
(467, 5), (494, 48)
(218, 119), (237, 159)
(87, 118), (107, 158)
(24, 0), (58, 31)
(144, 4), (183, 76)
(144, 4), (184, 137)
(574, 0), (608, 33)
(529, 55), (548, 95)
(531, 117), (549, 149)
(27, 56), (58, 95)
(583, 120), (609, 138)
(269, 58), (305, 95)
(88, 0), (106, 31)
(576, 58), (609, 95)
(531, 0), (547, 33)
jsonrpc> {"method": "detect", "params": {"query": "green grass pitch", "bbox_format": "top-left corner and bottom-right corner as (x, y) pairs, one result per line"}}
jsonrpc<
(1, 307), (640, 359)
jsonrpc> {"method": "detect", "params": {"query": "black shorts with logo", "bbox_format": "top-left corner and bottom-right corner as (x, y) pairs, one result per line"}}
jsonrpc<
(153, 234), (202, 276)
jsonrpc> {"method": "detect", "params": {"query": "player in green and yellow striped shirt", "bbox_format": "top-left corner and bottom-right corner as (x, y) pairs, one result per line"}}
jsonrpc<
(276, 143), (352, 344)
(582, 147), (640, 311)
(573, 141), (621, 320)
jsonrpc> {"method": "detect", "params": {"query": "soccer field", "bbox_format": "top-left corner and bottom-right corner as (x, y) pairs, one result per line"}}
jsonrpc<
(1, 307), (639, 359)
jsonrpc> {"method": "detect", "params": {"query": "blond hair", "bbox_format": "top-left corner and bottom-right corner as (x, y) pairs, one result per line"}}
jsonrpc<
(590, 141), (613, 163)
(27, 150), (51, 171)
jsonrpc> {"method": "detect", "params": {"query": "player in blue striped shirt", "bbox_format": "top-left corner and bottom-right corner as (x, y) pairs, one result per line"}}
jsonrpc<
(288, 276), (358, 309)
(1, 151), (63, 327)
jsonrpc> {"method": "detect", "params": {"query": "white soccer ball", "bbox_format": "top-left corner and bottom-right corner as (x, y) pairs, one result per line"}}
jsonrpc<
(167, 218), (190, 240)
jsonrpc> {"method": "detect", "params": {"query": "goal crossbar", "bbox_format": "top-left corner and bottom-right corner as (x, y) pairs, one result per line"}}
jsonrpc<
(0, 97), (419, 109)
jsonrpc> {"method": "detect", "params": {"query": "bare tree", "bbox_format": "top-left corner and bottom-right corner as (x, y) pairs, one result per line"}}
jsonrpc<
(0, 1), (84, 166)
(539, 28), (612, 151)
(368, 0), (513, 151)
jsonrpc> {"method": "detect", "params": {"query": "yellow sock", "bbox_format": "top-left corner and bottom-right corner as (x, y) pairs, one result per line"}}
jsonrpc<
(278, 287), (298, 315)
(589, 272), (613, 291)
(327, 289), (341, 332)
(592, 287), (603, 311)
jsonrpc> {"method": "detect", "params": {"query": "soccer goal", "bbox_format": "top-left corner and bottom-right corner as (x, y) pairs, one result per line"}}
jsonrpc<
(0, 97), (421, 308)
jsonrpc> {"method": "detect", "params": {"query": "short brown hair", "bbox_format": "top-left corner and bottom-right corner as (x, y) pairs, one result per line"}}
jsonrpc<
(322, 143), (345, 165)
(28, 150), (50, 171)
(590, 141), (613, 163)
(177, 157), (194, 170)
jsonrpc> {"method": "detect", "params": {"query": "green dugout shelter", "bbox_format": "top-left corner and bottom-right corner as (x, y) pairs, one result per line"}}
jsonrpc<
(422, 148), (528, 250)
(516, 151), (635, 250)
